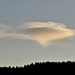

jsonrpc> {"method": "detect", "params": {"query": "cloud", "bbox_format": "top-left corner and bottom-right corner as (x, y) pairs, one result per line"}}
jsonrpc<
(25, 22), (66, 28)
(0, 23), (28, 39)
(0, 22), (75, 47)
(23, 22), (75, 46)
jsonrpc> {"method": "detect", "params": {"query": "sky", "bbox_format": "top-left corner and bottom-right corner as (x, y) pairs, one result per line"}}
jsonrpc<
(0, 0), (75, 66)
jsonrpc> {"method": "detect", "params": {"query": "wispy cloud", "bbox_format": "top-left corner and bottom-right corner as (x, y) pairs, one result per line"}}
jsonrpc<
(0, 22), (75, 47)
(0, 23), (28, 39)
(25, 22), (66, 28)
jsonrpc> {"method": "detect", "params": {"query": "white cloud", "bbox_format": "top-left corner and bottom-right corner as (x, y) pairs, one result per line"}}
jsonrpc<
(23, 22), (75, 46)
(0, 22), (75, 47)
(25, 22), (66, 28)
(0, 23), (28, 39)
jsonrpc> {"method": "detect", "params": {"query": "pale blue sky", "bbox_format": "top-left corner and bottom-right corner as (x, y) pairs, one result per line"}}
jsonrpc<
(0, 0), (75, 66)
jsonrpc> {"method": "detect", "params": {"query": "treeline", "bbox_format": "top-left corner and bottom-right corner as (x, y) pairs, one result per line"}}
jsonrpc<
(0, 61), (75, 73)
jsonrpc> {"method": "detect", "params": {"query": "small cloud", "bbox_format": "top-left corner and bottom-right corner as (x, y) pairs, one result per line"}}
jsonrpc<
(0, 23), (28, 39)
(25, 22), (66, 28)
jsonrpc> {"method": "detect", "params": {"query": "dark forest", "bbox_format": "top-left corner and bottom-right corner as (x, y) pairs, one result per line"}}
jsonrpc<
(0, 61), (75, 74)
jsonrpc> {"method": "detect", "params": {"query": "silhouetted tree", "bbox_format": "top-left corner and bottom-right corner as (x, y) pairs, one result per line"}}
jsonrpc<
(0, 61), (75, 73)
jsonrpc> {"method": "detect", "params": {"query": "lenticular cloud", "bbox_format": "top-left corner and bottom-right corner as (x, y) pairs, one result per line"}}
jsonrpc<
(23, 22), (75, 46)
(0, 22), (75, 47)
